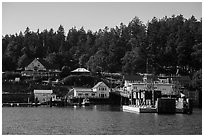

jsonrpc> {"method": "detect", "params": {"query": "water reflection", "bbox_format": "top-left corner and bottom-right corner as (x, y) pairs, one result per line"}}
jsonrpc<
(2, 106), (202, 135)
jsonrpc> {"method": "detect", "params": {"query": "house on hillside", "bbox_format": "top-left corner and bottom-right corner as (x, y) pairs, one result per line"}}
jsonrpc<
(66, 81), (110, 99)
(20, 58), (60, 77)
(71, 68), (90, 75)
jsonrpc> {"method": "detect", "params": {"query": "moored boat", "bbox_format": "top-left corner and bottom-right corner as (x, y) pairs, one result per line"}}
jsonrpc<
(122, 105), (157, 113)
(81, 98), (90, 106)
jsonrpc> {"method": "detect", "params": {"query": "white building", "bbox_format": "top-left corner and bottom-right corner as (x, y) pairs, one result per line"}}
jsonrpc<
(25, 58), (46, 71)
(124, 74), (177, 96)
(34, 90), (53, 103)
(66, 81), (110, 99)
(92, 82), (110, 98)
(124, 75), (143, 87)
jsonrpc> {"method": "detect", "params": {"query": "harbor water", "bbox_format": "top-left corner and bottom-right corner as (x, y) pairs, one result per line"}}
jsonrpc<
(2, 105), (202, 135)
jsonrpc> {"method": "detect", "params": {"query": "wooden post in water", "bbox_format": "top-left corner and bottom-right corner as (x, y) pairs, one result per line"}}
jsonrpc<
(50, 97), (52, 107)
(131, 90), (133, 105)
(35, 97), (38, 107)
(120, 95), (122, 106)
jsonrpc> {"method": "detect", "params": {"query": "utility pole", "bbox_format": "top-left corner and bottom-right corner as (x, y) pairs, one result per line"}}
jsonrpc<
(146, 58), (149, 74)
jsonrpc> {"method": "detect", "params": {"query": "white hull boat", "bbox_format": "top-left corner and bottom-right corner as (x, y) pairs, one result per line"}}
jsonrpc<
(122, 105), (157, 113)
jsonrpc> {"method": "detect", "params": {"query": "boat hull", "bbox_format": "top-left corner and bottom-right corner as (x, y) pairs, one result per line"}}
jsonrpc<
(122, 105), (157, 113)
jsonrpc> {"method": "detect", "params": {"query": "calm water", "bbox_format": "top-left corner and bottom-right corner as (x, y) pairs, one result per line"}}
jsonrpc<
(2, 105), (202, 135)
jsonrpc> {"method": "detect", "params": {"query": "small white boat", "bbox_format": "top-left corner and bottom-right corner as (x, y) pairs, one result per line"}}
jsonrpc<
(81, 98), (90, 106)
(122, 105), (157, 113)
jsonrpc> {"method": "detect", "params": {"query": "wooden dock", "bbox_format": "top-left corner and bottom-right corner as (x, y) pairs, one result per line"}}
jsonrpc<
(2, 103), (40, 107)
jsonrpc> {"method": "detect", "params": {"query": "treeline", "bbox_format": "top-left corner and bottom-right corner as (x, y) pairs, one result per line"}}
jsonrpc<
(2, 15), (202, 78)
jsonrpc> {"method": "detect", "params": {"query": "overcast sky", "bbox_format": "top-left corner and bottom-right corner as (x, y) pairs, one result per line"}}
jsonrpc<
(2, 2), (202, 36)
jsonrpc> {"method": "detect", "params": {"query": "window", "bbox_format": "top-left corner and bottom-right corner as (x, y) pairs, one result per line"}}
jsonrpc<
(101, 94), (105, 98)
(92, 93), (95, 96)
(78, 93), (82, 96)
(85, 93), (89, 96)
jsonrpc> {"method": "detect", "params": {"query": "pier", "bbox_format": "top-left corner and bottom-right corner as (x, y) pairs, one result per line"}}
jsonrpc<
(2, 103), (39, 107)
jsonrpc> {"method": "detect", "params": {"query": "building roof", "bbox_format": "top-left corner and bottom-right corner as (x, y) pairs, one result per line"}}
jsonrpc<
(73, 87), (93, 92)
(20, 58), (34, 68)
(124, 74), (143, 81)
(71, 68), (90, 73)
(92, 81), (109, 89)
(34, 90), (53, 94)
(21, 58), (59, 70)
(36, 58), (59, 70)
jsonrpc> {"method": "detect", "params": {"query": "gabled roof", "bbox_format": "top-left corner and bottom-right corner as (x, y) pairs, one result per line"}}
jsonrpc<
(71, 68), (90, 73)
(37, 58), (59, 70)
(22, 58), (59, 70)
(124, 74), (143, 81)
(34, 90), (53, 94)
(92, 81), (109, 89)
(20, 58), (35, 68)
(73, 87), (92, 92)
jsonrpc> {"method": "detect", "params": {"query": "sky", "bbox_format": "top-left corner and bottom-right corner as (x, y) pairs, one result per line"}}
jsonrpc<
(2, 2), (202, 36)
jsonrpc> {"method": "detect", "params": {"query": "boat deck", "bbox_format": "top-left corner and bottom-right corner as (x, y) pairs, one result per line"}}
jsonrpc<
(123, 105), (157, 113)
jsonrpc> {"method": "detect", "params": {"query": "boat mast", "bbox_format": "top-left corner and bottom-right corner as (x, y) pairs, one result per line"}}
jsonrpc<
(146, 58), (155, 106)
(146, 58), (149, 74)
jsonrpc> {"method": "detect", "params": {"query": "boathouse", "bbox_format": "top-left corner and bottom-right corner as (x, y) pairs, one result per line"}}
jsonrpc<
(66, 81), (110, 99)
(34, 90), (53, 103)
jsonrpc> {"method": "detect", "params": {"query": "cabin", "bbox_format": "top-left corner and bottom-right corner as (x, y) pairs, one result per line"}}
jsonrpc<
(66, 81), (110, 99)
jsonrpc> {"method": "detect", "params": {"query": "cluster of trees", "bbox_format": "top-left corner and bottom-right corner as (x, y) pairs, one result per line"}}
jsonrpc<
(2, 15), (202, 78)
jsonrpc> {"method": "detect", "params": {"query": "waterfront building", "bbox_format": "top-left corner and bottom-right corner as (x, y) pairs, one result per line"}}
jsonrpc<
(92, 81), (110, 98)
(124, 74), (143, 87)
(2, 92), (31, 103)
(124, 74), (179, 96)
(66, 81), (110, 99)
(34, 89), (53, 103)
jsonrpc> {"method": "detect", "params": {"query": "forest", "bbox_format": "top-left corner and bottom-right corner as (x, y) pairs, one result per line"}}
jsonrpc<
(2, 15), (202, 88)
